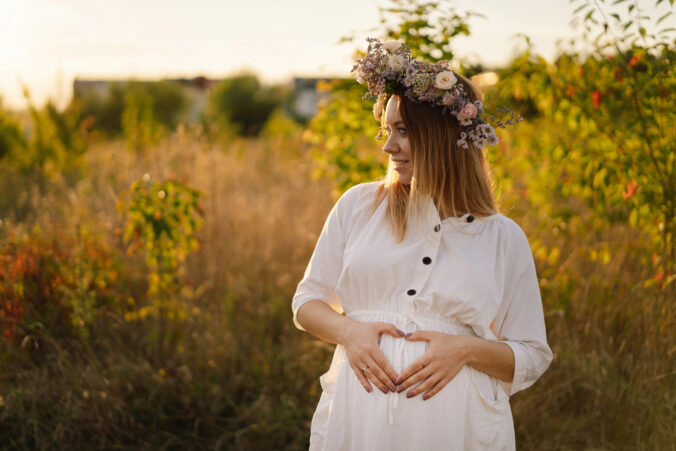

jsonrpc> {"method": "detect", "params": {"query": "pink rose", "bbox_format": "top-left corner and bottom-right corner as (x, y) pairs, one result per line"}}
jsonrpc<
(460, 103), (477, 119)
(442, 92), (455, 105)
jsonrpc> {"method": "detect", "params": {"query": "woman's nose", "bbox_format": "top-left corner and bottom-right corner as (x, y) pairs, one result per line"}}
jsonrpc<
(382, 137), (398, 154)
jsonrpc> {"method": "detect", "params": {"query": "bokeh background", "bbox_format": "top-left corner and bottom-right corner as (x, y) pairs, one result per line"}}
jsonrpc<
(0, 0), (674, 449)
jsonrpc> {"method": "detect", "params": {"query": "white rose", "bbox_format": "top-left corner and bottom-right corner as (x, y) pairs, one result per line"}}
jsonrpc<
(382, 40), (404, 52)
(387, 54), (404, 70)
(434, 71), (457, 89)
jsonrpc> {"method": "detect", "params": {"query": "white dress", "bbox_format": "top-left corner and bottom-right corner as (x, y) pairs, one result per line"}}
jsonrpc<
(292, 181), (553, 450)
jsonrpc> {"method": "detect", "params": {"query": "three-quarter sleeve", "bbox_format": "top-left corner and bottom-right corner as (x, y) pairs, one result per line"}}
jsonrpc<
(492, 220), (553, 396)
(291, 185), (358, 331)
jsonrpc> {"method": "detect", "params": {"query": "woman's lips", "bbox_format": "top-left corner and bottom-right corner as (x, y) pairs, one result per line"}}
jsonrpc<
(393, 160), (409, 170)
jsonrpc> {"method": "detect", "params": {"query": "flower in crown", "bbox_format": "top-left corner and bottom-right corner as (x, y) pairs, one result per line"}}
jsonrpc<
(350, 37), (523, 150)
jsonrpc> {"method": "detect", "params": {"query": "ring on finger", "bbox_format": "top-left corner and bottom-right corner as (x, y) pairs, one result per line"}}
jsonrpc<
(361, 365), (369, 372)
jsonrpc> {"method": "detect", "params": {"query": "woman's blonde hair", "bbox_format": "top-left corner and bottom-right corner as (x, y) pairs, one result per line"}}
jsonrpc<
(372, 73), (500, 242)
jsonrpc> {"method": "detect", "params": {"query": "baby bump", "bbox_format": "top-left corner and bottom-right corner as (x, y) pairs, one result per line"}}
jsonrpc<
(378, 333), (427, 375)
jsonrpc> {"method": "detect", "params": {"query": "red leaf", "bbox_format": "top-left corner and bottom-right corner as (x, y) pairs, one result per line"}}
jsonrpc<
(565, 85), (577, 98)
(622, 180), (638, 200)
(592, 90), (602, 109)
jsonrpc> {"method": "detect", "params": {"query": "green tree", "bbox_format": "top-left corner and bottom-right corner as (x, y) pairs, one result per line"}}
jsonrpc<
(207, 72), (289, 137)
(68, 80), (189, 138)
(493, 0), (676, 291)
(0, 104), (27, 161)
(122, 88), (164, 155)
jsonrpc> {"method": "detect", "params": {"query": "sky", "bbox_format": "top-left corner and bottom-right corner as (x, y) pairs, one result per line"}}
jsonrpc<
(0, 0), (672, 110)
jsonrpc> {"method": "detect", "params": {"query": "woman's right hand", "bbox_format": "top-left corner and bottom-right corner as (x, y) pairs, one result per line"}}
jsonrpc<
(340, 320), (405, 394)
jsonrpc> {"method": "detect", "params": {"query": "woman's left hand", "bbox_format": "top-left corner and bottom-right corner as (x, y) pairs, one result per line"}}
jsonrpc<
(395, 330), (474, 400)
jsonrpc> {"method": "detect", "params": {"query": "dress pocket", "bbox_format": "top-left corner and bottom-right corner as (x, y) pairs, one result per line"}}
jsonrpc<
(319, 345), (347, 395)
(465, 367), (512, 449)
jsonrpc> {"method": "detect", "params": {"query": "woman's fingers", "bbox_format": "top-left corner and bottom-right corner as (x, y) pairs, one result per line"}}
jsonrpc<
(396, 362), (433, 392)
(364, 355), (396, 392)
(378, 322), (406, 339)
(421, 375), (451, 400)
(404, 330), (435, 342)
(406, 372), (443, 399)
(395, 354), (429, 386)
(371, 349), (398, 384)
(350, 362), (372, 393)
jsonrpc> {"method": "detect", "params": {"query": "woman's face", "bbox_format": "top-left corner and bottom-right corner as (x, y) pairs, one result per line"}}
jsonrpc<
(382, 96), (413, 185)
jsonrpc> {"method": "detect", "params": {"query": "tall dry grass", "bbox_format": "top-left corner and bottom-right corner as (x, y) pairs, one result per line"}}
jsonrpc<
(0, 124), (673, 449)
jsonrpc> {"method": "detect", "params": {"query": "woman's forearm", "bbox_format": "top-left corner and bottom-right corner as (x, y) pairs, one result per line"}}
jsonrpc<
(296, 300), (357, 345)
(463, 337), (515, 383)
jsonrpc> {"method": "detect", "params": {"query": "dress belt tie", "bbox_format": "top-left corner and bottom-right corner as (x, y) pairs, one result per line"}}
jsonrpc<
(346, 309), (475, 426)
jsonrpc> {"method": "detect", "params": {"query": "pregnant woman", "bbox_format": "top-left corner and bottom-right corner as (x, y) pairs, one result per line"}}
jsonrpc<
(292, 38), (553, 450)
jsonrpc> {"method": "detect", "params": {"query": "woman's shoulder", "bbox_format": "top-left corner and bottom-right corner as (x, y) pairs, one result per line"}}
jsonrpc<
(336, 181), (383, 208)
(493, 213), (534, 260)
(343, 180), (382, 196)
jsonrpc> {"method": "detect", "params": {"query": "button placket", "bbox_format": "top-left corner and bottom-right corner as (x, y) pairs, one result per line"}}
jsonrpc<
(403, 194), (444, 311)
(404, 227), (441, 307)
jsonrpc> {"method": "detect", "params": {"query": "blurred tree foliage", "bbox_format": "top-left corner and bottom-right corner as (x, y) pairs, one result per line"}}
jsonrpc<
(122, 89), (165, 155)
(207, 72), (291, 137)
(0, 89), (91, 193)
(67, 80), (189, 139)
(492, 0), (675, 291)
(0, 104), (26, 161)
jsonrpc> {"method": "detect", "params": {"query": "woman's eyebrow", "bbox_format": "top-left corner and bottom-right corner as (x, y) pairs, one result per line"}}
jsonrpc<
(384, 120), (405, 127)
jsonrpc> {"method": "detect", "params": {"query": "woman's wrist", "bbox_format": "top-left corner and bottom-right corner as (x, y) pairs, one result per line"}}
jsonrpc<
(458, 335), (480, 367)
(459, 335), (515, 383)
(335, 316), (358, 346)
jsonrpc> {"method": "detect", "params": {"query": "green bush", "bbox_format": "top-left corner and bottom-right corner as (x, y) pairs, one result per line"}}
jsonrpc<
(68, 80), (190, 138)
(207, 72), (290, 137)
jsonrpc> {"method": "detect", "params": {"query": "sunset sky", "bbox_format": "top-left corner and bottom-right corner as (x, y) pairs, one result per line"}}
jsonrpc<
(0, 0), (671, 110)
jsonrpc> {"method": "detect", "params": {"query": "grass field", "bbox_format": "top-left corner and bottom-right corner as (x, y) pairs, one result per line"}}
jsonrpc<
(0, 123), (674, 450)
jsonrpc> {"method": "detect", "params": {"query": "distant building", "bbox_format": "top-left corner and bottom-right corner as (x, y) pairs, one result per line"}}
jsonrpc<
(291, 77), (346, 120)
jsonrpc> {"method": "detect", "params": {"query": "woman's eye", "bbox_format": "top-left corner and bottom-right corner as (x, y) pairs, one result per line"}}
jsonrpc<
(384, 127), (406, 135)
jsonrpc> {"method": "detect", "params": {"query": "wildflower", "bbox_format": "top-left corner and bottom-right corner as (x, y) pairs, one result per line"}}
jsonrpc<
(412, 73), (432, 96)
(487, 134), (499, 146)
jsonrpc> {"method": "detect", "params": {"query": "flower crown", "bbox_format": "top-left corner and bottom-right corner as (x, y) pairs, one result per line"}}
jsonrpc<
(351, 37), (523, 150)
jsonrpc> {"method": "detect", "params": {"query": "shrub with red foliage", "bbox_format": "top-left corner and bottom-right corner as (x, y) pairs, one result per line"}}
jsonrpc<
(0, 228), (123, 345)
